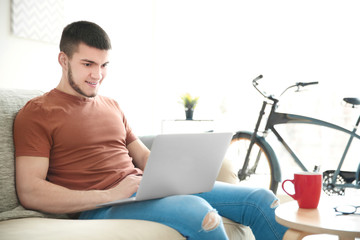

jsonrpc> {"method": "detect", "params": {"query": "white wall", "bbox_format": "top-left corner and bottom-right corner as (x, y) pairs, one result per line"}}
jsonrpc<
(1, 0), (360, 173)
(0, 0), (60, 91)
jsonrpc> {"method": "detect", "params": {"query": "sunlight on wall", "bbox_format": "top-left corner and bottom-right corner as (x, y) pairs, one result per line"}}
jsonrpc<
(66, 0), (360, 130)
(64, 0), (360, 172)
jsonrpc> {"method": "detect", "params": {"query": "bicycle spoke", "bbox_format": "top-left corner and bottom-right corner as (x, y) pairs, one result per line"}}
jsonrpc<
(225, 133), (274, 191)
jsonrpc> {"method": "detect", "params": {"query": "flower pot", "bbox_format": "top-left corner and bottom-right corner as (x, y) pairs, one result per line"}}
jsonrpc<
(185, 108), (194, 120)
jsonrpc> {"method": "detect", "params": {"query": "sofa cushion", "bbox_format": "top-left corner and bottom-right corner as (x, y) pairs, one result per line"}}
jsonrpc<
(0, 217), (254, 240)
(0, 218), (186, 240)
(0, 88), (56, 220)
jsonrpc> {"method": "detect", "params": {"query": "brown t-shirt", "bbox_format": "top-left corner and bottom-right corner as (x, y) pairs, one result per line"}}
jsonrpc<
(14, 89), (142, 190)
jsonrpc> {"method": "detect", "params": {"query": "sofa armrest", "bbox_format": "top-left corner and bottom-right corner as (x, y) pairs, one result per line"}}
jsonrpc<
(216, 157), (239, 184)
(138, 135), (156, 150)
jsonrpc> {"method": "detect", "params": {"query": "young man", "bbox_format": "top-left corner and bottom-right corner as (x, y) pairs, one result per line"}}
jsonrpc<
(14, 21), (287, 240)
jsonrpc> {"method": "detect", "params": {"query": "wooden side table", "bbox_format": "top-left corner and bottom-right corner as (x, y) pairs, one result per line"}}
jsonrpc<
(275, 200), (360, 240)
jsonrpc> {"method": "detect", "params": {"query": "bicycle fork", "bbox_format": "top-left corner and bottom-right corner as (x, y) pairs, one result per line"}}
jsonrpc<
(238, 101), (268, 181)
(332, 114), (360, 188)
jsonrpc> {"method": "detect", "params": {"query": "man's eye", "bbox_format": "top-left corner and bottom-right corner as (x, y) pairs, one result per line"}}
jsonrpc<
(84, 63), (91, 67)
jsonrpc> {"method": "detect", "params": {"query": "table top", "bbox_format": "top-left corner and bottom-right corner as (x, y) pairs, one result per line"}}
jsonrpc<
(275, 198), (360, 238)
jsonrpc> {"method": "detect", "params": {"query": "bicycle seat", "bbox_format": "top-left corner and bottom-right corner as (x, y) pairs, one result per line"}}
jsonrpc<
(343, 98), (360, 106)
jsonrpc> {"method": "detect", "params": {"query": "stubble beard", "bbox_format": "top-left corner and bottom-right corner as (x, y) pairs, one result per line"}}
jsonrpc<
(68, 65), (97, 98)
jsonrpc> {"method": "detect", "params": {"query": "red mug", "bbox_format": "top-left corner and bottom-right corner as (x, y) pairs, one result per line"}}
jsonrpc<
(282, 172), (322, 209)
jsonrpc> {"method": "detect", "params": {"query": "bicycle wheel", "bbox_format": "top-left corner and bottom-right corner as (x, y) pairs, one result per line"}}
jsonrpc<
(225, 131), (278, 193)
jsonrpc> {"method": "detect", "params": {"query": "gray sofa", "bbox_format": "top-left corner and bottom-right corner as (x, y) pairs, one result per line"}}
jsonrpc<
(0, 88), (255, 240)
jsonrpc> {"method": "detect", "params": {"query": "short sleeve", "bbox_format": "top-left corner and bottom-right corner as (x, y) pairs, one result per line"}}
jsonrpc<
(13, 101), (53, 158)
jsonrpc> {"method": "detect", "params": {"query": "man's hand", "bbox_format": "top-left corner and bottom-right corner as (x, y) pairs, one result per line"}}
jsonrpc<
(107, 174), (142, 200)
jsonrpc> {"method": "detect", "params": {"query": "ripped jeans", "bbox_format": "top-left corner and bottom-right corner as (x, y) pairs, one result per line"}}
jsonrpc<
(79, 181), (288, 240)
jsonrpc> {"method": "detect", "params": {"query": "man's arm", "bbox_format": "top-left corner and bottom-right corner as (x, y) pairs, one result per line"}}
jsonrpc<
(16, 156), (142, 214)
(127, 139), (150, 171)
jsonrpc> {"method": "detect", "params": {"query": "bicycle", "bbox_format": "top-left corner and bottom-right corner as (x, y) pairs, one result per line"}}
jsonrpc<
(226, 75), (360, 195)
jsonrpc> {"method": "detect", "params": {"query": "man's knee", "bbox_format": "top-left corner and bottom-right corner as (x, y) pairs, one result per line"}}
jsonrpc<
(202, 210), (221, 231)
(251, 188), (280, 209)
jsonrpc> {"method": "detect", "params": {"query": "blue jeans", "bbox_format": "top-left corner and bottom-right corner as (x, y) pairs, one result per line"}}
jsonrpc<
(80, 182), (288, 239)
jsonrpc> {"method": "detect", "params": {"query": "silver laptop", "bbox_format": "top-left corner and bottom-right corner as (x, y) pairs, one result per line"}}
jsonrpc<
(97, 132), (233, 207)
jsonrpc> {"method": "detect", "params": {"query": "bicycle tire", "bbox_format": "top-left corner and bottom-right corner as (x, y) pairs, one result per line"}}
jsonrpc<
(225, 131), (279, 193)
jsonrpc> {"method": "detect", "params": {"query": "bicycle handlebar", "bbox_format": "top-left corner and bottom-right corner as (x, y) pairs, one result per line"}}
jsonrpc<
(296, 81), (319, 87)
(252, 75), (319, 100)
(252, 75), (263, 84)
(252, 75), (269, 98)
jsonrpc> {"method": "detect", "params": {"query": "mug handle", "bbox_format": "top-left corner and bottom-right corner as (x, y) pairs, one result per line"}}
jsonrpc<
(282, 179), (296, 200)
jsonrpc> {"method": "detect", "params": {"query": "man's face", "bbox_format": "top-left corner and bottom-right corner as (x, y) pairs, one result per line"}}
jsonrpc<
(65, 43), (110, 98)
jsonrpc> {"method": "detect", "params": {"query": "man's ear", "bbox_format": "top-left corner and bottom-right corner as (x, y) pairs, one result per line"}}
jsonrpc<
(58, 52), (68, 68)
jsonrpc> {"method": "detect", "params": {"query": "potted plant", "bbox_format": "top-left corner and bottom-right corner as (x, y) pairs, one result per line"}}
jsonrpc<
(180, 93), (199, 120)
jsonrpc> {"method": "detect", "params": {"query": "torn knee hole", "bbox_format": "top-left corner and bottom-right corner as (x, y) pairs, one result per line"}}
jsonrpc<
(271, 199), (280, 208)
(202, 211), (221, 231)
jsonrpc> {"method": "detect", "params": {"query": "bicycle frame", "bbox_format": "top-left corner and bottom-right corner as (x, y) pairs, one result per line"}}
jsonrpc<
(241, 75), (360, 193)
(261, 100), (360, 189)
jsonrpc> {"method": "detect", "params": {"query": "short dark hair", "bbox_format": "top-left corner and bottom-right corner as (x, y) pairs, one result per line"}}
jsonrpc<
(59, 21), (112, 58)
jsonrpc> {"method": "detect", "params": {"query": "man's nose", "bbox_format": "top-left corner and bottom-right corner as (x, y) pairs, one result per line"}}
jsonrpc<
(91, 67), (102, 80)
